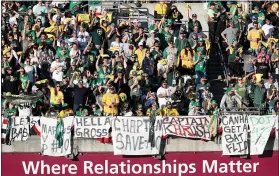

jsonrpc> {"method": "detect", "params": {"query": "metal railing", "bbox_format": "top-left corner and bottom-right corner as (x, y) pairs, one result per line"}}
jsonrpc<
(220, 107), (267, 115)
(217, 40), (229, 87)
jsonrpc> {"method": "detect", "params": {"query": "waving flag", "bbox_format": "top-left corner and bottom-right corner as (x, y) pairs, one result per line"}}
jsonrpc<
(32, 119), (41, 136)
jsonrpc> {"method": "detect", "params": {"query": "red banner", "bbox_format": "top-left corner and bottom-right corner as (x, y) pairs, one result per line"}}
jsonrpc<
(2, 151), (278, 176)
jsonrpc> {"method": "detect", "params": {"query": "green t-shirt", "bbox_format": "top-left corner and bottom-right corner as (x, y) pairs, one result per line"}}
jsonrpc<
(234, 83), (247, 99)
(159, 30), (172, 49)
(90, 109), (102, 116)
(90, 27), (105, 46)
(195, 60), (206, 72)
(128, 79), (140, 97)
(88, 78), (98, 88)
(97, 69), (109, 86)
(175, 38), (188, 54)
(189, 100), (199, 112)
(4, 108), (17, 118)
(20, 74), (29, 89)
(76, 110), (86, 116)
(193, 54), (207, 72)
(253, 86), (266, 105)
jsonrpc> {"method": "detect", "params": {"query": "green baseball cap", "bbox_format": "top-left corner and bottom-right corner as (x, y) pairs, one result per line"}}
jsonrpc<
(211, 100), (217, 104)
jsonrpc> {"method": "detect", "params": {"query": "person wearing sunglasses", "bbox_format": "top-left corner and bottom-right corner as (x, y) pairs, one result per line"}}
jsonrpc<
(89, 104), (102, 116)
(47, 80), (64, 111)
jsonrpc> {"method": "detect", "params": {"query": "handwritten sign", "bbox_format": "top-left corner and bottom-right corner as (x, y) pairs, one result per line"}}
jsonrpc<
(41, 116), (74, 157)
(17, 103), (32, 117)
(74, 116), (111, 138)
(221, 114), (249, 155)
(9, 117), (30, 141)
(111, 116), (163, 155)
(248, 115), (276, 155)
(163, 116), (211, 140)
(30, 116), (40, 127)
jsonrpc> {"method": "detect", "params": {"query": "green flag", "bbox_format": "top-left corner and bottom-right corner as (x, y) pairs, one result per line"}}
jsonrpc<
(55, 119), (65, 148)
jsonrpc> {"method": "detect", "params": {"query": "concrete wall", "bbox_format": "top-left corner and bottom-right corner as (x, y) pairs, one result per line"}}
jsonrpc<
(119, 3), (209, 33)
(2, 136), (278, 153)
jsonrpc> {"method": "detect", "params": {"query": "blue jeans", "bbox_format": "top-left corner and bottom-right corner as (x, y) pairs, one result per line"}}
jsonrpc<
(195, 71), (206, 85)
(73, 104), (79, 112)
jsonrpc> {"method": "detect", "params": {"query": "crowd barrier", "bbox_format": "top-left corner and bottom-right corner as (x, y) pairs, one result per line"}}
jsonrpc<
(2, 114), (278, 157)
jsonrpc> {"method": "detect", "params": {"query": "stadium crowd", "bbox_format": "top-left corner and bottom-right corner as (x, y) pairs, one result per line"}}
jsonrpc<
(1, 1), (279, 119)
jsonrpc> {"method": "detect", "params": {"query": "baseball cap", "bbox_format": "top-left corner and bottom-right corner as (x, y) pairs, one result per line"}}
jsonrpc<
(138, 42), (144, 46)
(166, 101), (172, 105)
(192, 14), (197, 17)
(32, 85), (39, 91)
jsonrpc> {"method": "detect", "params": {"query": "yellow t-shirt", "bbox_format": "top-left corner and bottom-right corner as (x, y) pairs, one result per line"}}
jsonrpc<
(162, 107), (179, 116)
(247, 29), (264, 49)
(154, 3), (167, 15)
(146, 109), (162, 116)
(102, 93), (120, 115)
(50, 87), (64, 105)
(135, 48), (147, 67)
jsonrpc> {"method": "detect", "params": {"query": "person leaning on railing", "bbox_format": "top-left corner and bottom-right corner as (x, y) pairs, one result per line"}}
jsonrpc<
(154, 1), (168, 19)
(220, 88), (242, 111)
(207, 2), (221, 43)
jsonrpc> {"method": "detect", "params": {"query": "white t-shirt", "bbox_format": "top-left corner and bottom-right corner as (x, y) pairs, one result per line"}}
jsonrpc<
(156, 86), (174, 109)
(50, 60), (65, 81)
(24, 65), (35, 83)
(262, 24), (274, 39)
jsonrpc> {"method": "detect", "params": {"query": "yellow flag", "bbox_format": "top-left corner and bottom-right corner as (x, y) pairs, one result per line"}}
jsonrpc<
(44, 26), (55, 33)
(77, 14), (90, 23)
(186, 4), (192, 10)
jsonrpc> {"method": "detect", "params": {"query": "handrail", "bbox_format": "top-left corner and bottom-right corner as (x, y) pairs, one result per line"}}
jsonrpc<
(217, 40), (229, 87)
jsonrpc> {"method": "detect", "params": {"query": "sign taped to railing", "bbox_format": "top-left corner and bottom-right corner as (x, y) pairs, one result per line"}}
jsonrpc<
(248, 115), (276, 155)
(41, 116), (74, 157)
(221, 114), (249, 155)
(74, 116), (111, 138)
(9, 116), (30, 142)
(111, 116), (163, 155)
(162, 116), (211, 140)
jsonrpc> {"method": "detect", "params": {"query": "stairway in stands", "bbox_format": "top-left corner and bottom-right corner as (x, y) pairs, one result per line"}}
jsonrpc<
(207, 45), (227, 103)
